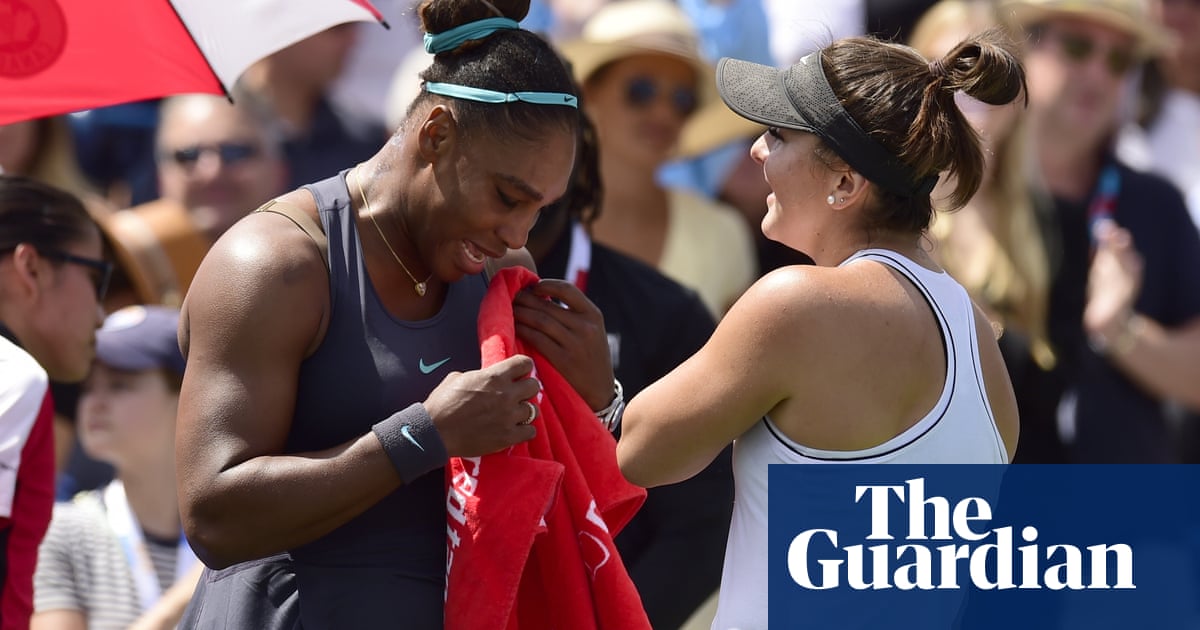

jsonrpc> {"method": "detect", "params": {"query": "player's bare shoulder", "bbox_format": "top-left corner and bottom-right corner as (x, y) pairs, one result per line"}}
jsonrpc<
(183, 191), (330, 357)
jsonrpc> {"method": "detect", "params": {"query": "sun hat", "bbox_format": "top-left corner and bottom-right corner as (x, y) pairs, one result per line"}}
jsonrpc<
(559, 0), (762, 156)
(998, 0), (1174, 56)
(94, 305), (186, 377)
(559, 0), (711, 88)
(716, 51), (938, 198)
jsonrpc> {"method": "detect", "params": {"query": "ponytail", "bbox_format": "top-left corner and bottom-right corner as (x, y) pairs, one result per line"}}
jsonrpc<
(907, 28), (1027, 210)
(820, 29), (1026, 233)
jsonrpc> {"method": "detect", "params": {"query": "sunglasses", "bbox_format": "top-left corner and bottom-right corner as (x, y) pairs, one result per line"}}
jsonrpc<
(1043, 29), (1138, 76)
(43, 249), (113, 301)
(625, 76), (698, 117)
(163, 142), (262, 169)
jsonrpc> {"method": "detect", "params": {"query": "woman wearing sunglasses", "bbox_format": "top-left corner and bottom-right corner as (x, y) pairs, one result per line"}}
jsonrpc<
(616, 29), (1024, 628)
(561, 0), (757, 317)
(0, 175), (108, 630)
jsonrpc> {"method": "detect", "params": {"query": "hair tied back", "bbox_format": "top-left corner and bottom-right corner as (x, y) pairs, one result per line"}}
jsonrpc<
(927, 58), (950, 83)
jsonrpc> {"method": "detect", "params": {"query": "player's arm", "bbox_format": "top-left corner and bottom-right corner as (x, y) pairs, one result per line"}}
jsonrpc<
(176, 211), (404, 569)
(178, 207), (543, 569)
(617, 269), (813, 487)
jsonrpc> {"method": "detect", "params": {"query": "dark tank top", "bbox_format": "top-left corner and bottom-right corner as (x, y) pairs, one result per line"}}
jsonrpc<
(291, 171), (486, 626)
(290, 170), (485, 549)
(182, 171), (487, 630)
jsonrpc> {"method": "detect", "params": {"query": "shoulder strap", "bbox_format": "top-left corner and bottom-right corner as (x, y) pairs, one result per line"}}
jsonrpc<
(255, 199), (329, 270)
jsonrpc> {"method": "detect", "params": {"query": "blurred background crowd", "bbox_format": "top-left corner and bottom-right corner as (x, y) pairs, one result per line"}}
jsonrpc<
(3, 0), (1199, 628)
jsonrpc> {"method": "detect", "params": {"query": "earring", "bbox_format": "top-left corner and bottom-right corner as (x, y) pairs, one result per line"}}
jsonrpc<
(826, 194), (836, 205)
(839, 197), (846, 204)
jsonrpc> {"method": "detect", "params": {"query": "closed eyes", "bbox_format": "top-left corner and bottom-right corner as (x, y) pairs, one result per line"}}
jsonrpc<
(497, 188), (518, 208)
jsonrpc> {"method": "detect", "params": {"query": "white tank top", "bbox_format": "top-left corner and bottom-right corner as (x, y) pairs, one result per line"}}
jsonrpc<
(710, 249), (1007, 630)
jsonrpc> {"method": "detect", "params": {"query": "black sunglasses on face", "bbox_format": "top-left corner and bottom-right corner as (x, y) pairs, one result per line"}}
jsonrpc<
(164, 142), (262, 169)
(42, 250), (113, 301)
(625, 76), (698, 117)
(1048, 30), (1138, 76)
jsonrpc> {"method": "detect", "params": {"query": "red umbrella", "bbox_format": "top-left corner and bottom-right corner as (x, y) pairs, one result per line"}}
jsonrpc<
(0, 0), (386, 125)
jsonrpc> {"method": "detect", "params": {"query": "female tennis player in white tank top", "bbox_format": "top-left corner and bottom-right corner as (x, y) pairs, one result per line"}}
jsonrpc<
(616, 30), (1025, 630)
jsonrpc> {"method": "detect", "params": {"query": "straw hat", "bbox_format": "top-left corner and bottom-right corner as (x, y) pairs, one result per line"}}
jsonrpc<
(998, 0), (1174, 56)
(560, 0), (710, 88)
(559, 0), (763, 158)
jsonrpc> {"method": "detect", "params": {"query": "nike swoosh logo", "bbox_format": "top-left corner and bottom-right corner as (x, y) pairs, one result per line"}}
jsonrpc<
(419, 357), (451, 374)
(400, 425), (425, 452)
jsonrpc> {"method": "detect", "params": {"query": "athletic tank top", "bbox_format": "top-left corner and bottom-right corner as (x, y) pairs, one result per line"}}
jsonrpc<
(288, 170), (487, 624)
(711, 249), (1007, 630)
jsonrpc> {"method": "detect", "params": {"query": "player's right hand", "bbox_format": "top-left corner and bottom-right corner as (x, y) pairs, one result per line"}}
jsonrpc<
(423, 354), (541, 456)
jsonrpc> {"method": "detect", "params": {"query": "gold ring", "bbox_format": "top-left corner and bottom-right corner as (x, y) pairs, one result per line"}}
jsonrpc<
(520, 401), (537, 425)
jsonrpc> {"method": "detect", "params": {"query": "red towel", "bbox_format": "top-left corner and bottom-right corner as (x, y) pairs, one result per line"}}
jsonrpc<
(444, 267), (650, 630)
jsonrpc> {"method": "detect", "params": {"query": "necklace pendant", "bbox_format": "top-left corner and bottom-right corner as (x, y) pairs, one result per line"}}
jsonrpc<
(415, 281), (427, 297)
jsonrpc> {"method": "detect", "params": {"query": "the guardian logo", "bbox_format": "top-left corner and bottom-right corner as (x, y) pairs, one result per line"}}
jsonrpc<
(787, 478), (1135, 591)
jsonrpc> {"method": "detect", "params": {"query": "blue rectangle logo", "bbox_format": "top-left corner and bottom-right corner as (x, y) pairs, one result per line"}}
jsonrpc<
(767, 465), (1200, 629)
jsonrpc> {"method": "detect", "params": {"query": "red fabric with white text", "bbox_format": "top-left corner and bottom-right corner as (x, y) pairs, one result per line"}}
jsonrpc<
(444, 267), (649, 630)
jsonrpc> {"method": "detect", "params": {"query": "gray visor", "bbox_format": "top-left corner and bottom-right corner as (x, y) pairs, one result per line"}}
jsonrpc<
(716, 54), (936, 198)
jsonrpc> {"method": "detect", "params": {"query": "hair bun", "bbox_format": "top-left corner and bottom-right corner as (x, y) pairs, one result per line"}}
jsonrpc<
(419, 0), (531, 35)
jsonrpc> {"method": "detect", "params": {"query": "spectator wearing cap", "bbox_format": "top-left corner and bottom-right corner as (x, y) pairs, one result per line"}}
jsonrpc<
(1001, 0), (1200, 461)
(560, 0), (758, 317)
(34, 306), (202, 630)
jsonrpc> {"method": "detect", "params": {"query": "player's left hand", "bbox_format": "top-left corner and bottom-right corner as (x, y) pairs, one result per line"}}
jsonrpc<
(513, 279), (615, 411)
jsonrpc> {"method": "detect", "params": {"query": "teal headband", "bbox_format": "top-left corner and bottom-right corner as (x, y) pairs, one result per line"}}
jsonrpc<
(423, 17), (519, 54)
(422, 17), (576, 109)
(424, 82), (578, 109)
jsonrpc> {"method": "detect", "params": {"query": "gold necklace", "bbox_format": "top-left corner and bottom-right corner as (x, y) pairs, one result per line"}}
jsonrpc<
(352, 167), (432, 297)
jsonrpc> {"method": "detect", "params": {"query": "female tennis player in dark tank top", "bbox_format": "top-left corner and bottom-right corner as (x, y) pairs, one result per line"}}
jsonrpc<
(174, 1), (621, 627)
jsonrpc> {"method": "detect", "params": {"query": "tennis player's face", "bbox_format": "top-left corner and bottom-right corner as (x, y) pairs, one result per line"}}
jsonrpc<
(426, 124), (576, 279)
(751, 127), (828, 249)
